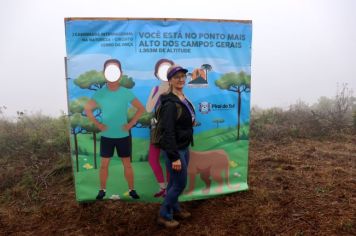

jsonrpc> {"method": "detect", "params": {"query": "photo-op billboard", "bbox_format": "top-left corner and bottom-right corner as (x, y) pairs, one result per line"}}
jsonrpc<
(64, 18), (252, 202)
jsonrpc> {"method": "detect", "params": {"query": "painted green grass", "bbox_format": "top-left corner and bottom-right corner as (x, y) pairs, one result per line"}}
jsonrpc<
(70, 125), (250, 202)
(191, 125), (250, 193)
(73, 160), (249, 202)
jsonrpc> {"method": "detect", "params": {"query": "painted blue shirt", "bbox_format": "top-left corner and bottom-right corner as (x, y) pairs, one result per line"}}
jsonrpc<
(92, 86), (135, 138)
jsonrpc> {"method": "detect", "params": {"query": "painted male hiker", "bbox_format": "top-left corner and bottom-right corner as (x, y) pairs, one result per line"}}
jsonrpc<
(85, 59), (144, 200)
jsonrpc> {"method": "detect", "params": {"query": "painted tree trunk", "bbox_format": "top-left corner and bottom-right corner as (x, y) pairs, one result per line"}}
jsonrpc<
(93, 132), (97, 169)
(237, 92), (242, 140)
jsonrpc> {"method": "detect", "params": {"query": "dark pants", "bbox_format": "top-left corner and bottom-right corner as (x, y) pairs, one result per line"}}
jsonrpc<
(159, 148), (190, 220)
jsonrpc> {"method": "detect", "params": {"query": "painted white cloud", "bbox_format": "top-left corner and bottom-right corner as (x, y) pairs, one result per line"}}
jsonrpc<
(67, 53), (111, 79)
(124, 70), (153, 80)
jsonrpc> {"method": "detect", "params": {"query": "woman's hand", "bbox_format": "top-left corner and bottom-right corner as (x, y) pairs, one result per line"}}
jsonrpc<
(172, 159), (182, 171)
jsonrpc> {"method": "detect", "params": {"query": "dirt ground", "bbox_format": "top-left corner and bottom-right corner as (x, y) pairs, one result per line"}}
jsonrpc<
(0, 136), (355, 236)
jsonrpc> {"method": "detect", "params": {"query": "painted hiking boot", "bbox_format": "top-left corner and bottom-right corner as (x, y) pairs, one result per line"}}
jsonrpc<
(129, 189), (140, 199)
(157, 216), (179, 229)
(96, 190), (106, 200)
(154, 188), (166, 198)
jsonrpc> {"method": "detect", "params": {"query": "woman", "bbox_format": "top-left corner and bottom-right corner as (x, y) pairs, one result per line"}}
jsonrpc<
(157, 64), (195, 228)
(146, 59), (174, 198)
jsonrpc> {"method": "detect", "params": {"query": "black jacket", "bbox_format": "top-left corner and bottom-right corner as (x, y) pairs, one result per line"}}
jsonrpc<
(159, 92), (195, 161)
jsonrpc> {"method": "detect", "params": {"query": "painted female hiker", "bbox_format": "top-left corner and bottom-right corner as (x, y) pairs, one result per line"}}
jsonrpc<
(146, 59), (174, 198)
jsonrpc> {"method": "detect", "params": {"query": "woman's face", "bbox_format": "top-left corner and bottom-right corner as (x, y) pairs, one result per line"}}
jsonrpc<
(170, 71), (187, 90)
(156, 62), (172, 82)
(104, 63), (122, 82)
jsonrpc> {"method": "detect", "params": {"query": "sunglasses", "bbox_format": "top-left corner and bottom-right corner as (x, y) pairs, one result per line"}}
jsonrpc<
(171, 74), (187, 80)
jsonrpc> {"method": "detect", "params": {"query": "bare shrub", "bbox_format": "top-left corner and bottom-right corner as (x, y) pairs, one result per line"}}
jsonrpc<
(311, 83), (354, 132)
(353, 111), (356, 133)
(251, 84), (355, 140)
(0, 111), (71, 203)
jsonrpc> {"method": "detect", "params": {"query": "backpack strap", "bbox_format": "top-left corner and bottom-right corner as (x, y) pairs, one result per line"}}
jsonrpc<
(184, 97), (196, 114)
(175, 103), (182, 120)
(156, 100), (182, 121)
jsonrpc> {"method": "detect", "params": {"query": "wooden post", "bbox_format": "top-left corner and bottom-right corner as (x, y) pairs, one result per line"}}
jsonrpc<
(74, 133), (79, 172)
(93, 132), (97, 169)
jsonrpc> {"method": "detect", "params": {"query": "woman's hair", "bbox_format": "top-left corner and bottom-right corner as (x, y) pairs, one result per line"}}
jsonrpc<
(103, 59), (122, 72)
(166, 83), (173, 94)
(161, 82), (173, 96)
(154, 59), (174, 79)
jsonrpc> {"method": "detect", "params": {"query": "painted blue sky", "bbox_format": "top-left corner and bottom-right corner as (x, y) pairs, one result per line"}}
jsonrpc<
(65, 20), (252, 67)
(66, 19), (251, 137)
(65, 20), (252, 80)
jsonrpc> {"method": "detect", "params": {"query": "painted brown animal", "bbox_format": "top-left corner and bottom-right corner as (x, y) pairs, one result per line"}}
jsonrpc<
(186, 150), (239, 195)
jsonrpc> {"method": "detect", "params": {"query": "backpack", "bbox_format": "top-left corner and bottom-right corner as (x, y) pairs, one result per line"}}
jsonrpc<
(150, 100), (182, 147)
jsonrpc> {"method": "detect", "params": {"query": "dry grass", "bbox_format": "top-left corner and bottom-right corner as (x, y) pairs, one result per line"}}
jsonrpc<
(0, 135), (355, 235)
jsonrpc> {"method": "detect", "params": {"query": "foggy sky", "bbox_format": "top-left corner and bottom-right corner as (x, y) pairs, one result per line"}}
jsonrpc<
(0, 0), (355, 117)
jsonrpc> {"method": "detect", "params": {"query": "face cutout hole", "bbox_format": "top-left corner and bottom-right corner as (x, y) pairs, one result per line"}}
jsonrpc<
(104, 64), (121, 82)
(157, 62), (172, 81)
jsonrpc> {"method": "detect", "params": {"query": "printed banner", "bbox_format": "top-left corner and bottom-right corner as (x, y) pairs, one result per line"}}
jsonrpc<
(64, 18), (252, 202)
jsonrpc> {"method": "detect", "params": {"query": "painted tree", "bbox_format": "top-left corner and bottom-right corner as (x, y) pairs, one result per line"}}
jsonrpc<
(127, 108), (152, 128)
(213, 118), (225, 128)
(74, 70), (106, 91)
(69, 97), (90, 115)
(119, 75), (135, 89)
(201, 64), (212, 81)
(70, 113), (86, 172)
(69, 97), (101, 171)
(215, 71), (251, 140)
(74, 70), (135, 91)
(81, 117), (100, 169)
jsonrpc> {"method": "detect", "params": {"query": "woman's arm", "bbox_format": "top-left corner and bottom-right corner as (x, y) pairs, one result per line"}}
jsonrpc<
(160, 101), (180, 162)
(145, 87), (157, 112)
(146, 83), (170, 112)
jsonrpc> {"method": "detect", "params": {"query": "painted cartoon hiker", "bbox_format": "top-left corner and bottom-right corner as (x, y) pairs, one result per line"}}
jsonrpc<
(85, 59), (145, 200)
(146, 59), (174, 198)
